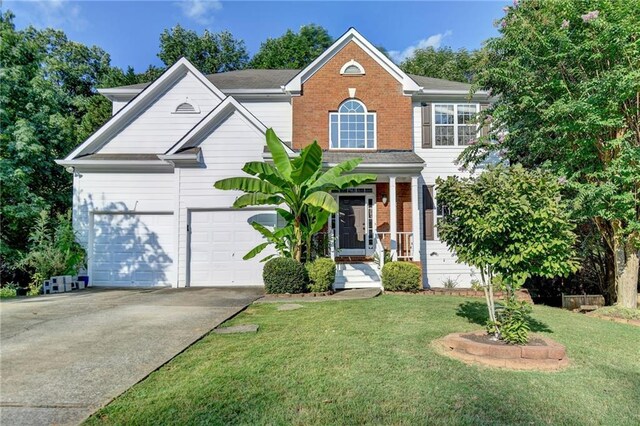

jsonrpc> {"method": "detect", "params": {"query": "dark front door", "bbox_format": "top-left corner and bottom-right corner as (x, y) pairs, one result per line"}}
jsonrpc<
(339, 196), (366, 250)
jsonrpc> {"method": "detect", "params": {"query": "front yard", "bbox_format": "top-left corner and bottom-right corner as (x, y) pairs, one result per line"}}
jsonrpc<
(87, 296), (639, 425)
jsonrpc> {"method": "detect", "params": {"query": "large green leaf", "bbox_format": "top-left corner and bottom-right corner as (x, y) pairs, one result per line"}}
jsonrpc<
(266, 128), (292, 179)
(304, 191), (338, 213)
(275, 208), (294, 222)
(233, 193), (284, 208)
(214, 177), (280, 194)
(243, 242), (269, 260)
(290, 141), (322, 185)
(330, 173), (377, 190)
(309, 158), (362, 190)
(242, 162), (288, 188)
(250, 221), (275, 238)
(309, 210), (331, 235)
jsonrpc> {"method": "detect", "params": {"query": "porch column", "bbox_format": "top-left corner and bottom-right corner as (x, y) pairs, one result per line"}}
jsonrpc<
(389, 176), (397, 260)
(411, 175), (420, 261)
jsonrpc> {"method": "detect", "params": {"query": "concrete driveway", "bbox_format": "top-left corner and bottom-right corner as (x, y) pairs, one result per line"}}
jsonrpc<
(0, 287), (263, 426)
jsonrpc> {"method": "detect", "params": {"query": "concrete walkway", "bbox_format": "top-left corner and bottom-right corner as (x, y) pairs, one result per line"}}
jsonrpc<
(0, 287), (262, 426)
(256, 288), (381, 303)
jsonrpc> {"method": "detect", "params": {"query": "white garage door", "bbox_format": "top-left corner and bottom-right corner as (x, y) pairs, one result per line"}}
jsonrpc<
(91, 213), (175, 286)
(189, 209), (276, 286)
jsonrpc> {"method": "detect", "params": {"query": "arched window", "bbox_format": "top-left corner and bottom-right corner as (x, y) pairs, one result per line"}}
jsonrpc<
(340, 60), (365, 76)
(329, 100), (376, 149)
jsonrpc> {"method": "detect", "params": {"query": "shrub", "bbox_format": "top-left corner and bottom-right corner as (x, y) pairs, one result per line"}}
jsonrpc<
(19, 210), (86, 290)
(263, 257), (307, 294)
(381, 262), (421, 292)
(488, 299), (532, 345)
(306, 258), (336, 292)
(0, 284), (17, 299)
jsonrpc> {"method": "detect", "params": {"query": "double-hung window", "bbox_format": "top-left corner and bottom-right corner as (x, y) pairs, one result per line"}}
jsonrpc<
(434, 104), (479, 146)
(329, 100), (376, 149)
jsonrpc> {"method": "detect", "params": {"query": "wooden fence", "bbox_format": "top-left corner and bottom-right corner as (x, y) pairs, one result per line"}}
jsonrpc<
(561, 294), (605, 310)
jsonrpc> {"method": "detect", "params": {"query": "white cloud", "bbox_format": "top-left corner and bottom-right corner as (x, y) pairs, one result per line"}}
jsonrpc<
(389, 30), (453, 63)
(7, 0), (86, 31)
(175, 0), (223, 25)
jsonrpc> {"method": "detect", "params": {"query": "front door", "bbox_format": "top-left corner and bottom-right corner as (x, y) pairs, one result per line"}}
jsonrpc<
(338, 196), (366, 254)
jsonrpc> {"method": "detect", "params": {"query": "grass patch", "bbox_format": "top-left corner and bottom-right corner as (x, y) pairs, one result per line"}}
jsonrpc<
(87, 295), (640, 425)
(593, 305), (640, 320)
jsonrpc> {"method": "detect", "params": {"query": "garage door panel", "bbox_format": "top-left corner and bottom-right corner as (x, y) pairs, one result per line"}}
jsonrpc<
(189, 210), (276, 286)
(91, 213), (175, 287)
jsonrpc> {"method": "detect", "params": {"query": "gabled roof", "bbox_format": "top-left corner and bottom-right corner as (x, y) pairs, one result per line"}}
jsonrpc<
(64, 58), (226, 161)
(283, 28), (421, 95)
(166, 96), (294, 156)
(100, 69), (301, 96)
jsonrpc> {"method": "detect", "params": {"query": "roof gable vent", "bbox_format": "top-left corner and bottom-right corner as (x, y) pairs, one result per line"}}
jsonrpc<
(173, 98), (200, 114)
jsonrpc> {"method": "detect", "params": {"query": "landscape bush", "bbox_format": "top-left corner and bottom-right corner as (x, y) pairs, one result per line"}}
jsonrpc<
(263, 257), (307, 294)
(381, 262), (421, 292)
(306, 258), (336, 292)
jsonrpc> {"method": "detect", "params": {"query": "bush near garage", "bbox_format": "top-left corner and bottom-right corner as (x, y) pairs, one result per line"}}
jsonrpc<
(263, 257), (307, 294)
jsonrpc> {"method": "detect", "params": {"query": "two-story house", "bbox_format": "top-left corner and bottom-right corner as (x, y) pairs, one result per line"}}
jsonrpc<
(57, 28), (491, 289)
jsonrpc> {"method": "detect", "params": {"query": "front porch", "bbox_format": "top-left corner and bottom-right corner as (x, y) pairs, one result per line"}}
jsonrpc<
(316, 175), (421, 265)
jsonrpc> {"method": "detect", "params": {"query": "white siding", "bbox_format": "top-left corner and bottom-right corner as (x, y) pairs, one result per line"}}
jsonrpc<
(112, 100), (128, 115)
(73, 172), (177, 285)
(177, 111), (269, 287)
(241, 100), (292, 143)
(413, 103), (478, 288)
(98, 73), (222, 154)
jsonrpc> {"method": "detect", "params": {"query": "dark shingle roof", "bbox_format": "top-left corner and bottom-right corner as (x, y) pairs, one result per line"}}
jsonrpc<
(106, 69), (471, 93)
(322, 150), (424, 165)
(112, 69), (300, 92)
(407, 74), (472, 91)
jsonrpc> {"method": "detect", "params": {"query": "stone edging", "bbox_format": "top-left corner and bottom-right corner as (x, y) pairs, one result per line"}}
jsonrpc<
(388, 289), (534, 304)
(434, 331), (569, 371)
(587, 313), (640, 327)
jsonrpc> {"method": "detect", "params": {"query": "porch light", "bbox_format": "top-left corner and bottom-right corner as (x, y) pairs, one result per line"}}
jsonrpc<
(382, 194), (388, 206)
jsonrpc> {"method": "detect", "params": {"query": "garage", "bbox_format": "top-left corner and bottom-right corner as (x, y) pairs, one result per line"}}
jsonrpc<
(91, 213), (175, 286)
(188, 209), (277, 286)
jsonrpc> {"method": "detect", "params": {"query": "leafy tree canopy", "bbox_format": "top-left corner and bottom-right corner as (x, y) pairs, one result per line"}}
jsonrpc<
(0, 11), (118, 281)
(158, 24), (249, 73)
(459, 0), (640, 308)
(249, 24), (333, 69)
(400, 46), (481, 83)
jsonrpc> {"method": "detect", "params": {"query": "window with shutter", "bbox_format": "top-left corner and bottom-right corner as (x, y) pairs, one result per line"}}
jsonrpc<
(421, 103), (432, 149)
(423, 185), (435, 240)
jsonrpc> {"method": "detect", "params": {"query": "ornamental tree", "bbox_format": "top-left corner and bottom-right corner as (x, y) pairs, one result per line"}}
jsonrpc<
(436, 165), (578, 339)
(460, 0), (640, 308)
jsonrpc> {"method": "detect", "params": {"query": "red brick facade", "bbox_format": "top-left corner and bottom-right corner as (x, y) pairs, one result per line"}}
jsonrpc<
(292, 41), (413, 150)
(375, 182), (412, 233)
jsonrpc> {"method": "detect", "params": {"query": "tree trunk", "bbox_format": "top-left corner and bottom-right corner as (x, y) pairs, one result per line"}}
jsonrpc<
(614, 241), (639, 309)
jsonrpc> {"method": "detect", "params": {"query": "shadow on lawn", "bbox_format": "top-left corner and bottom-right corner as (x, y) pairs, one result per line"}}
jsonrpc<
(456, 301), (553, 333)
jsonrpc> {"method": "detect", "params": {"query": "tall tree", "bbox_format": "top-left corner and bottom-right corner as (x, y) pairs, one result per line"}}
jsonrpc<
(249, 24), (333, 69)
(0, 11), (115, 283)
(400, 47), (481, 83)
(158, 25), (248, 73)
(460, 0), (640, 308)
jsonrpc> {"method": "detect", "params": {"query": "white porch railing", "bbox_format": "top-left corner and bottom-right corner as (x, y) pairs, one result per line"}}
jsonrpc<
(374, 232), (386, 271)
(377, 231), (413, 261)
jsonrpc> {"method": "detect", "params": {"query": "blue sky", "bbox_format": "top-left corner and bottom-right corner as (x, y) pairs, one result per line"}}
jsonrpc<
(4, 1), (508, 71)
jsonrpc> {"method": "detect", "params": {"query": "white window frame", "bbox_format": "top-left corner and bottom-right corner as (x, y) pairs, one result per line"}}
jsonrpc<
(329, 100), (377, 150)
(340, 59), (365, 76)
(432, 103), (480, 147)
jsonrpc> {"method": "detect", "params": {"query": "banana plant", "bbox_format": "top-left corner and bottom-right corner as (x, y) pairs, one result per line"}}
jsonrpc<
(214, 128), (376, 262)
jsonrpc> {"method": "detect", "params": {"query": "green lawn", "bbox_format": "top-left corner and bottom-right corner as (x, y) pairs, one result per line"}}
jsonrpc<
(87, 296), (640, 425)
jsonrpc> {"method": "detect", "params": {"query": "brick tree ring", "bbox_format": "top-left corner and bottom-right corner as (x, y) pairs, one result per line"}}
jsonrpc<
(434, 331), (569, 371)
